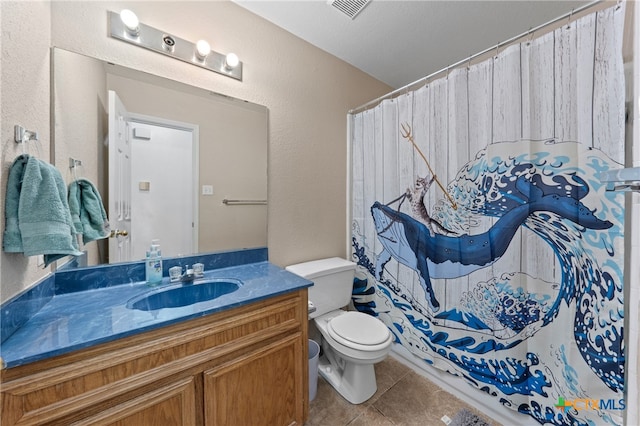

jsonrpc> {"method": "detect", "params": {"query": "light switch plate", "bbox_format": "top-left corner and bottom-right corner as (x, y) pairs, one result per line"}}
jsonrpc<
(202, 185), (214, 195)
(133, 127), (151, 140)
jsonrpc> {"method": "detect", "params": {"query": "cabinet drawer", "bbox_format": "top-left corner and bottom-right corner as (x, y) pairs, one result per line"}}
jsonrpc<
(71, 377), (197, 426)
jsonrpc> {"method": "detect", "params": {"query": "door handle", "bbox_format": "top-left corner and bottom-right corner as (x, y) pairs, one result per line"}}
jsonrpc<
(109, 229), (129, 238)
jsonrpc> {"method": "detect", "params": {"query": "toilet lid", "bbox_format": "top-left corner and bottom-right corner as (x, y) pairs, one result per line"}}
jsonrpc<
(327, 311), (390, 346)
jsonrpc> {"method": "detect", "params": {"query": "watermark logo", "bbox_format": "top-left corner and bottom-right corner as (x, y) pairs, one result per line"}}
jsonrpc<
(555, 397), (625, 413)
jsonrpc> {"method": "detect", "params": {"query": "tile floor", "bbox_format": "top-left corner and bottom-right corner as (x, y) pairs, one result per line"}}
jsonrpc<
(307, 356), (498, 426)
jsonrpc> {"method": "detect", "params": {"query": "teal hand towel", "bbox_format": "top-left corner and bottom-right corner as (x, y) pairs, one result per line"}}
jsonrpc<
(22, 157), (83, 265)
(3, 155), (29, 252)
(68, 178), (110, 244)
(3, 155), (83, 266)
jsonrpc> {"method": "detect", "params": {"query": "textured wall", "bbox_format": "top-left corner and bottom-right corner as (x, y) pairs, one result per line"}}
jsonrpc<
(0, 0), (391, 303)
(1, 1), (53, 303)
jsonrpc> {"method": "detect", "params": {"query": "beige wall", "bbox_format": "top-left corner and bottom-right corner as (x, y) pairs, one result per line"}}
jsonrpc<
(1, 1), (53, 302)
(53, 48), (108, 265)
(0, 1), (391, 303)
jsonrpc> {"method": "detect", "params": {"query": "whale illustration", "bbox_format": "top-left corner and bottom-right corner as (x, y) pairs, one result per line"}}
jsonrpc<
(371, 175), (613, 311)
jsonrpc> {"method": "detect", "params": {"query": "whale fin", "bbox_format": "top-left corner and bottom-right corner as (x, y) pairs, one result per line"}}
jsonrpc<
(416, 255), (440, 311)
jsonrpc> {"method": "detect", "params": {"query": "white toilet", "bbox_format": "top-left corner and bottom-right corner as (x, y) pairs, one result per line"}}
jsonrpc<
(286, 258), (393, 404)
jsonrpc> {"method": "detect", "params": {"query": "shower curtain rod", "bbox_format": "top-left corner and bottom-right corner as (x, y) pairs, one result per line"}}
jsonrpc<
(348, 0), (606, 115)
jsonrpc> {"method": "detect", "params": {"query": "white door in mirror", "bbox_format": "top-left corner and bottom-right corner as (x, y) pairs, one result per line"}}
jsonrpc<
(108, 90), (132, 263)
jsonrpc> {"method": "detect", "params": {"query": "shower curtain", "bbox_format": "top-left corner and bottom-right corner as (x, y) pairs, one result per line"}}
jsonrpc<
(350, 5), (626, 426)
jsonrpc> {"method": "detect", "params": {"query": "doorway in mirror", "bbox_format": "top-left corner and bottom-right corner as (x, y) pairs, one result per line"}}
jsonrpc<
(108, 90), (198, 263)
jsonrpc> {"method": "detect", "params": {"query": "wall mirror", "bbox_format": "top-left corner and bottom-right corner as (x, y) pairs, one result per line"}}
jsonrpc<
(52, 47), (268, 267)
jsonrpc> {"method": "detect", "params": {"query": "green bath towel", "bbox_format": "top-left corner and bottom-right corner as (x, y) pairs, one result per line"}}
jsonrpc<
(3, 154), (83, 266)
(68, 178), (110, 244)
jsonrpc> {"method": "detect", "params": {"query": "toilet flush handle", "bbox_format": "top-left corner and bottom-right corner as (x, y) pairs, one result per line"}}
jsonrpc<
(308, 300), (317, 315)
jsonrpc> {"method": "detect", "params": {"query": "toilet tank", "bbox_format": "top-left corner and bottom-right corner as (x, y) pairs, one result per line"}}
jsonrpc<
(286, 258), (356, 319)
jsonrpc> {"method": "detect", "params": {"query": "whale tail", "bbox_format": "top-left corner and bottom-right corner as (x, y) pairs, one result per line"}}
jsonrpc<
(514, 175), (613, 230)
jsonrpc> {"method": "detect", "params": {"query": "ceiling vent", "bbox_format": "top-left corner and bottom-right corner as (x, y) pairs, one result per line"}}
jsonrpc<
(328, 0), (371, 20)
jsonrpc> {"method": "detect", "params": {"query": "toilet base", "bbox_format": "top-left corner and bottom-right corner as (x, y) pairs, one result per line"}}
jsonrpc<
(317, 354), (377, 404)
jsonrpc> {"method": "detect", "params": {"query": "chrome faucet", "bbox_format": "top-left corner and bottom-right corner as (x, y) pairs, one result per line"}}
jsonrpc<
(180, 265), (196, 283)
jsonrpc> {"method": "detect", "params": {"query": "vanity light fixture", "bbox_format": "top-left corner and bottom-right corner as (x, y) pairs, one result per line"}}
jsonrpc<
(108, 10), (243, 81)
(119, 9), (139, 36)
(224, 53), (239, 70)
(195, 40), (211, 61)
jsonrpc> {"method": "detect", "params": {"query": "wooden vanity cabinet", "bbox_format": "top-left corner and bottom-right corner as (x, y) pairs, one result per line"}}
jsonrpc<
(204, 334), (303, 425)
(0, 289), (309, 426)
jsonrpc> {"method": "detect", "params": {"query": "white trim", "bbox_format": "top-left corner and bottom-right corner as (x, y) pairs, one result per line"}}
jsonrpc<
(346, 114), (353, 259)
(623, 3), (640, 425)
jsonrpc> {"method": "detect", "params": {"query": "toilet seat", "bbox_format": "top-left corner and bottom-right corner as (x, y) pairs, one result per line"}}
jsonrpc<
(327, 311), (392, 352)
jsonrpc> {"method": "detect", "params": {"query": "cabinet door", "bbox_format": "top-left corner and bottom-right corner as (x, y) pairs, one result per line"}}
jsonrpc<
(204, 335), (304, 426)
(71, 377), (197, 426)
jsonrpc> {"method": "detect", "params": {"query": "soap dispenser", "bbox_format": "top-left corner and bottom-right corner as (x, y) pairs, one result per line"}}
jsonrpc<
(145, 239), (163, 285)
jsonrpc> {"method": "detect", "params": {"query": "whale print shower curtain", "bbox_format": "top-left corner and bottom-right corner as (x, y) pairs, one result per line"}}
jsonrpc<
(350, 5), (626, 426)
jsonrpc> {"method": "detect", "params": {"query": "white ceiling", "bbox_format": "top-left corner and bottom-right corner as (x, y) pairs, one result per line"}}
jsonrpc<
(233, 0), (591, 89)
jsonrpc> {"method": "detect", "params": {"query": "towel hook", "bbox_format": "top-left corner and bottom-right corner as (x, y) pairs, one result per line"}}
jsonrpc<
(15, 125), (39, 156)
(69, 157), (82, 181)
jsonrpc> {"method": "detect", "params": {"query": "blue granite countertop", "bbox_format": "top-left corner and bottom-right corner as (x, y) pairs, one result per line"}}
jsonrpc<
(0, 249), (312, 369)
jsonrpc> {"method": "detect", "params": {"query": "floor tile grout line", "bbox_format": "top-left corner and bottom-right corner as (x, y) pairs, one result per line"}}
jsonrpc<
(372, 362), (413, 400)
(368, 378), (406, 423)
(345, 404), (397, 426)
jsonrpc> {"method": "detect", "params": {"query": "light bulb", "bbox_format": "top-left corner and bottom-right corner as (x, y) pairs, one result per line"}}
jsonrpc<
(224, 53), (239, 70)
(120, 9), (139, 35)
(195, 40), (211, 60)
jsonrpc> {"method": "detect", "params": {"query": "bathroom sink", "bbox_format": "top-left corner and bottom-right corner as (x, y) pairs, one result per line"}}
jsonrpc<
(127, 278), (243, 311)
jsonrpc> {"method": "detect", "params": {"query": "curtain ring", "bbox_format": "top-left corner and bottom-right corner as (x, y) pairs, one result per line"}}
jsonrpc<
(527, 27), (534, 45)
(567, 8), (574, 29)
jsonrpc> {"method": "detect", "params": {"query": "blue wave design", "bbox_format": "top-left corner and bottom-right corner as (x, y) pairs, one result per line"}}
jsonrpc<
(352, 140), (625, 426)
